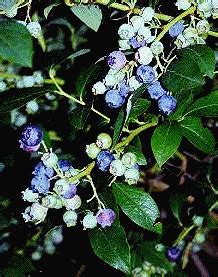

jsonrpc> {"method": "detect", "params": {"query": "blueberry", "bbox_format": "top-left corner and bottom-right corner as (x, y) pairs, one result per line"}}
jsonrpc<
(19, 125), (43, 152)
(58, 160), (72, 172)
(96, 150), (114, 172)
(105, 89), (125, 108)
(147, 81), (167, 99)
(33, 162), (54, 179)
(130, 36), (146, 49)
(136, 65), (157, 84)
(166, 246), (182, 262)
(30, 175), (50, 194)
(119, 80), (130, 98)
(62, 184), (77, 199)
(96, 208), (116, 228)
(107, 51), (127, 70)
(169, 21), (184, 38)
(158, 95), (177, 115)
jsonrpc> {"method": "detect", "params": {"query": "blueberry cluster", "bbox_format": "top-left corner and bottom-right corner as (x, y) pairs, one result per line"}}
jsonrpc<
(132, 260), (168, 276)
(86, 133), (140, 185)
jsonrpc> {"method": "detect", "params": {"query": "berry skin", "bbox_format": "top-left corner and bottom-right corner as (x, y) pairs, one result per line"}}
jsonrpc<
(175, 0), (191, 11)
(150, 41), (164, 55)
(63, 210), (78, 227)
(42, 152), (58, 168)
(128, 76), (141, 91)
(135, 46), (154, 65)
(82, 212), (98, 229)
(63, 195), (82, 210)
(92, 81), (106, 95)
(124, 167), (140, 185)
(22, 76), (35, 88)
(105, 89), (125, 108)
(196, 20), (210, 35)
(130, 15), (145, 31)
(158, 95), (177, 115)
(192, 215), (204, 227)
(119, 81), (130, 98)
(166, 246), (182, 262)
(22, 188), (39, 202)
(130, 36), (146, 49)
(109, 159), (126, 176)
(41, 194), (63, 209)
(194, 233), (205, 244)
(140, 7), (155, 22)
(27, 22), (42, 38)
(96, 150), (114, 172)
(147, 81), (167, 100)
(22, 203), (48, 224)
(96, 208), (116, 228)
(53, 179), (69, 196)
(107, 51), (127, 70)
(137, 27), (152, 41)
(136, 65), (157, 84)
(62, 184), (77, 199)
(33, 162), (54, 178)
(58, 159), (71, 172)
(0, 81), (7, 92)
(118, 23), (135, 40)
(30, 175), (50, 194)
(96, 133), (112, 150)
(121, 152), (137, 168)
(19, 125), (43, 152)
(86, 143), (101, 159)
(168, 21), (184, 37)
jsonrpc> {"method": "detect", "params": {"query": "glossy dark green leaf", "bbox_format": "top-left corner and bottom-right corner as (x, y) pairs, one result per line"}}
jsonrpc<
(151, 121), (182, 167)
(180, 117), (215, 154)
(69, 102), (92, 130)
(89, 225), (131, 273)
(112, 107), (125, 148)
(169, 93), (193, 121)
(169, 191), (185, 226)
(126, 145), (147, 165)
(113, 182), (162, 233)
(0, 86), (54, 114)
(0, 20), (33, 67)
(128, 98), (151, 122)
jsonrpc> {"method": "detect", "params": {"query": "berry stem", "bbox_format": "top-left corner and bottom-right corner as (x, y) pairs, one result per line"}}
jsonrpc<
(68, 161), (96, 183)
(115, 116), (158, 151)
(155, 5), (197, 42)
(173, 225), (195, 246)
(87, 175), (105, 209)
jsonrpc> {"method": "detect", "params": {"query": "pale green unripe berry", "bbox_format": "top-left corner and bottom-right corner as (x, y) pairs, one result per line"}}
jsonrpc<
(86, 143), (101, 159)
(121, 152), (137, 168)
(192, 215), (204, 227)
(196, 20), (210, 35)
(118, 23), (135, 40)
(140, 7), (155, 22)
(155, 243), (165, 252)
(194, 233), (205, 244)
(63, 210), (78, 227)
(150, 41), (164, 55)
(42, 152), (58, 168)
(22, 188), (39, 202)
(124, 167), (140, 185)
(53, 179), (69, 196)
(130, 15), (145, 31)
(27, 22), (42, 38)
(41, 194), (63, 209)
(82, 212), (97, 229)
(96, 133), (112, 149)
(109, 159), (126, 176)
(31, 251), (42, 261)
(63, 195), (82, 210)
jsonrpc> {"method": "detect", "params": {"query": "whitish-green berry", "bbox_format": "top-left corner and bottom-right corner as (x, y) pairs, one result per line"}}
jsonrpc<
(192, 215), (204, 227)
(53, 179), (69, 196)
(96, 133), (112, 149)
(63, 195), (82, 210)
(27, 22), (42, 38)
(121, 152), (137, 168)
(82, 212), (97, 229)
(41, 194), (63, 209)
(42, 152), (58, 168)
(124, 167), (140, 185)
(109, 159), (126, 176)
(63, 210), (78, 227)
(194, 233), (205, 244)
(31, 251), (42, 261)
(22, 188), (39, 202)
(86, 143), (101, 159)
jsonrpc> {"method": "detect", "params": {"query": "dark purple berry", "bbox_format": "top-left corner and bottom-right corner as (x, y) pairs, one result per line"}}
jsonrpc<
(58, 160), (72, 172)
(107, 51), (127, 70)
(19, 125), (43, 152)
(33, 162), (54, 179)
(96, 208), (116, 228)
(136, 65), (157, 84)
(166, 246), (182, 262)
(119, 80), (130, 98)
(130, 36), (146, 49)
(96, 150), (114, 172)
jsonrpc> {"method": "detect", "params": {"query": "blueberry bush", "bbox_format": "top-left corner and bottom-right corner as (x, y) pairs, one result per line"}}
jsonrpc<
(0, 0), (217, 276)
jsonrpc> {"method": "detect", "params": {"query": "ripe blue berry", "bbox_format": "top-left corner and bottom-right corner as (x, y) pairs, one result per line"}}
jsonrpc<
(118, 80), (130, 98)
(19, 125), (43, 152)
(96, 151), (114, 172)
(96, 208), (116, 228)
(62, 184), (77, 199)
(147, 81), (167, 99)
(130, 36), (146, 49)
(58, 159), (71, 172)
(32, 162), (54, 179)
(158, 95), (177, 115)
(107, 51), (127, 70)
(30, 175), (50, 194)
(105, 89), (125, 108)
(166, 246), (182, 262)
(136, 65), (157, 84)
(168, 21), (184, 37)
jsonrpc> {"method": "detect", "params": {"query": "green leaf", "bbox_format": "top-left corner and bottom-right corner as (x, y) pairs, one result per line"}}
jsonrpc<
(112, 182), (162, 233)
(131, 84), (148, 105)
(162, 57), (205, 97)
(126, 145), (147, 165)
(44, 2), (60, 18)
(169, 191), (185, 226)
(128, 98), (151, 122)
(71, 5), (102, 32)
(183, 91), (218, 117)
(76, 63), (102, 99)
(151, 121), (182, 167)
(180, 45), (215, 79)
(89, 225), (131, 273)
(180, 117), (215, 154)
(0, 86), (53, 114)
(169, 93), (193, 121)
(136, 241), (174, 272)
(112, 107), (125, 148)
(0, 20), (33, 67)
(69, 102), (92, 130)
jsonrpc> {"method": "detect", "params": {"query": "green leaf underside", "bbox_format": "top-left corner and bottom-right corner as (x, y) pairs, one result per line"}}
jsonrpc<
(69, 101), (92, 130)
(126, 145), (147, 165)
(162, 57), (205, 96)
(89, 225), (131, 273)
(0, 20), (33, 67)
(71, 5), (102, 32)
(180, 45), (215, 79)
(128, 98), (151, 122)
(0, 86), (54, 114)
(112, 182), (162, 234)
(180, 117), (215, 154)
(151, 121), (182, 167)
(184, 91), (218, 117)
